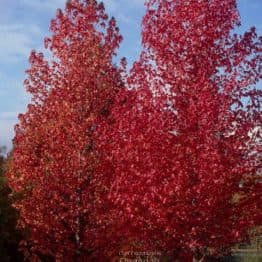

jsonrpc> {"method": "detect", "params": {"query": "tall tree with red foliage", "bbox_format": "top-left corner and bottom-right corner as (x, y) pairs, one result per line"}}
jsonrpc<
(7, 0), (123, 260)
(8, 0), (261, 261)
(96, 0), (262, 260)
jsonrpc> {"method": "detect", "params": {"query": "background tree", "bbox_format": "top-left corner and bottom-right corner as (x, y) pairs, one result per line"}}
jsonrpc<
(0, 146), (5, 176)
(0, 147), (24, 262)
(96, 0), (261, 260)
(7, 0), (123, 260)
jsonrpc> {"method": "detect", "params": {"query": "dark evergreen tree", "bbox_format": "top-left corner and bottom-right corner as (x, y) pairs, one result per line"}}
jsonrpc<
(0, 147), (24, 262)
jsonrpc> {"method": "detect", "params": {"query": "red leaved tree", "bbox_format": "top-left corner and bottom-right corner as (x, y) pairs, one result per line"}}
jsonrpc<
(95, 0), (262, 260)
(8, 0), (261, 261)
(8, 0), (123, 260)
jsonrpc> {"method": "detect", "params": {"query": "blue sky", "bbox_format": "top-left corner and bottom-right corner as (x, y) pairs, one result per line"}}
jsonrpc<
(0, 0), (261, 149)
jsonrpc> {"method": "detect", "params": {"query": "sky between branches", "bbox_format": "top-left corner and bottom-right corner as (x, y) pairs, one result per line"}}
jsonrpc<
(0, 0), (261, 149)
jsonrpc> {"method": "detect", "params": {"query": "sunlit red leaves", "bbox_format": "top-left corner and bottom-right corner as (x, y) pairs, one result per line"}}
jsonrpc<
(96, 0), (261, 259)
(7, 0), (261, 261)
(8, 0), (123, 260)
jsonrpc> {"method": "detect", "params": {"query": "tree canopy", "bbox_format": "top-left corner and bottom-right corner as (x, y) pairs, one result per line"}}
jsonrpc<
(7, 0), (261, 261)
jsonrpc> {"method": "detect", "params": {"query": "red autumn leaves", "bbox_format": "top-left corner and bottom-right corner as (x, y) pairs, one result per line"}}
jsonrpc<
(7, 0), (261, 261)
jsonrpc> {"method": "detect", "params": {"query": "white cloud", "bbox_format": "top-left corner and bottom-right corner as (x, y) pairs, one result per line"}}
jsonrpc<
(20, 0), (66, 12)
(0, 76), (28, 101)
(104, 0), (118, 12)
(104, 0), (145, 14)
(0, 118), (16, 150)
(132, 0), (145, 6)
(0, 112), (19, 120)
(117, 13), (135, 24)
(0, 24), (42, 63)
(20, 0), (144, 14)
(0, 24), (41, 35)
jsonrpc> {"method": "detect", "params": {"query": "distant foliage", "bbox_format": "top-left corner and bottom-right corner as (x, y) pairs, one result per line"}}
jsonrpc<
(0, 148), (24, 262)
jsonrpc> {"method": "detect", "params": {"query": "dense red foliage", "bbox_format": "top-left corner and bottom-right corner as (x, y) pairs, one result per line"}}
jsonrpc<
(8, 0), (261, 261)
(96, 0), (262, 260)
(8, 0), (123, 260)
